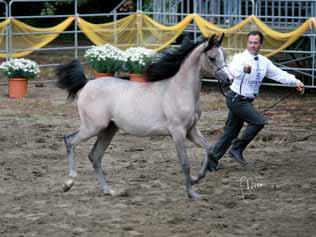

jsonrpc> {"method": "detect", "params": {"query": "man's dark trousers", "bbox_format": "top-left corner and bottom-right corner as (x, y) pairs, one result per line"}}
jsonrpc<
(211, 90), (266, 162)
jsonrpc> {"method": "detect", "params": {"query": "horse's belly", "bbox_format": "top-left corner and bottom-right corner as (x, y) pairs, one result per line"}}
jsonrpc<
(112, 114), (169, 136)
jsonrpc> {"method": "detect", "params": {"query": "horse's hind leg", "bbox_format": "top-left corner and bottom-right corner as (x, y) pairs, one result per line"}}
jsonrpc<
(63, 130), (80, 192)
(63, 128), (99, 192)
(88, 122), (118, 195)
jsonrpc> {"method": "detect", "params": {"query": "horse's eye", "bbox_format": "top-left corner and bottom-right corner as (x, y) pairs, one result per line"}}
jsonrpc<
(208, 56), (216, 62)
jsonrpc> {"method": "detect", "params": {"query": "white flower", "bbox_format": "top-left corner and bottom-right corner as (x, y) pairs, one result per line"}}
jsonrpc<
(0, 58), (40, 79)
(125, 47), (155, 62)
(125, 47), (155, 74)
(84, 44), (127, 73)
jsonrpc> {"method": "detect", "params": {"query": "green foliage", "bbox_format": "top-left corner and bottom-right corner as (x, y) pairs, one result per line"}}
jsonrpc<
(142, 0), (153, 12)
(40, 3), (56, 16)
(40, 0), (88, 15)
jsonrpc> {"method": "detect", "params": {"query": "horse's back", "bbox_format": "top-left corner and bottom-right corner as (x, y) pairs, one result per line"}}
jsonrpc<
(79, 77), (137, 102)
(76, 77), (169, 136)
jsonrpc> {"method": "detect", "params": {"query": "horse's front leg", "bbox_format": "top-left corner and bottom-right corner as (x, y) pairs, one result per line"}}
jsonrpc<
(187, 125), (214, 184)
(170, 127), (200, 200)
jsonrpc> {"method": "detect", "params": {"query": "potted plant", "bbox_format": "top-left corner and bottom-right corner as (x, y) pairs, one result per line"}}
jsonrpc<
(125, 47), (155, 83)
(84, 44), (126, 78)
(0, 58), (40, 98)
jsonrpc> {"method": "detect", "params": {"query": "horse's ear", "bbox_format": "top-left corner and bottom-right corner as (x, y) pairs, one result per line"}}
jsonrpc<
(204, 34), (215, 52)
(218, 33), (224, 46)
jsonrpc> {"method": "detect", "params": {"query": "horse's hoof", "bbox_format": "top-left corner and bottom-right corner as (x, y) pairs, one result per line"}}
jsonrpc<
(190, 176), (199, 185)
(188, 191), (201, 200)
(63, 179), (74, 192)
(113, 188), (130, 197)
(102, 189), (115, 196)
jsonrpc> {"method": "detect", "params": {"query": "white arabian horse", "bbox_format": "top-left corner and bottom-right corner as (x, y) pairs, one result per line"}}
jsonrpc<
(56, 35), (231, 200)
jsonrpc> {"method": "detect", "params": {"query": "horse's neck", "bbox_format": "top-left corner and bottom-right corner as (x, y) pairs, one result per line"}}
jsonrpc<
(173, 44), (204, 99)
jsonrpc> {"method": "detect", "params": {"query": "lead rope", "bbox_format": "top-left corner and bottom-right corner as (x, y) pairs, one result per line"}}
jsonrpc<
(208, 87), (304, 135)
(215, 64), (230, 98)
(217, 79), (228, 98)
(260, 89), (300, 114)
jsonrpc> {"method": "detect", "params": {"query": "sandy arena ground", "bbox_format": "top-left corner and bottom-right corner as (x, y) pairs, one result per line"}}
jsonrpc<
(0, 82), (315, 237)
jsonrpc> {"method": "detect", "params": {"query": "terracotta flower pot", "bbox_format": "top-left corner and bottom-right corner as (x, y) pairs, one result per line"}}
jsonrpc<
(8, 77), (28, 99)
(129, 73), (147, 83)
(95, 72), (114, 78)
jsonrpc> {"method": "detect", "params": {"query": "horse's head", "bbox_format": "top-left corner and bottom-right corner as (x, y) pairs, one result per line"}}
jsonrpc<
(201, 34), (232, 83)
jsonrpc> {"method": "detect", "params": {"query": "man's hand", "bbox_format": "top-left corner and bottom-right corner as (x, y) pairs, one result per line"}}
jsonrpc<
(296, 80), (304, 94)
(243, 65), (252, 74)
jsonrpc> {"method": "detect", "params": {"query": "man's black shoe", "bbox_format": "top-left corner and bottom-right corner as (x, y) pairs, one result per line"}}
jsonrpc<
(229, 148), (248, 165)
(206, 158), (218, 172)
(200, 155), (219, 172)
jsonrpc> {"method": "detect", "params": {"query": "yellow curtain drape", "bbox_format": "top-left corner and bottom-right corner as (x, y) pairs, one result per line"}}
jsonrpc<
(0, 18), (10, 47)
(194, 14), (252, 36)
(251, 16), (312, 57)
(0, 18), (10, 29)
(193, 15), (254, 58)
(140, 13), (193, 51)
(0, 16), (74, 58)
(0, 13), (315, 59)
(313, 18), (316, 28)
(78, 13), (194, 51)
(193, 15), (314, 57)
(77, 14), (137, 46)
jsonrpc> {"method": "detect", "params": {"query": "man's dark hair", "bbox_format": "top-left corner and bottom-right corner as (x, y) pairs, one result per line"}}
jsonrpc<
(247, 31), (264, 44)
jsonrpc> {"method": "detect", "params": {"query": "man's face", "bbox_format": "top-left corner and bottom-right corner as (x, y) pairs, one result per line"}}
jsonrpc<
(247, 34), (262, 55)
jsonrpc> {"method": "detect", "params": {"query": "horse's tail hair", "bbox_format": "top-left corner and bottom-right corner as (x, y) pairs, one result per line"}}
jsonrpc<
(55, 59), (88, 101)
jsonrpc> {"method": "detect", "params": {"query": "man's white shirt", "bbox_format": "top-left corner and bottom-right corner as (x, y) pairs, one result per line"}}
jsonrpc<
(229, 50), (299, 98)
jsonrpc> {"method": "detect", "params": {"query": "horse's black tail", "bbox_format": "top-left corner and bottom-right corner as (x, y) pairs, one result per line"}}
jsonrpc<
(56, 59), (88, 101)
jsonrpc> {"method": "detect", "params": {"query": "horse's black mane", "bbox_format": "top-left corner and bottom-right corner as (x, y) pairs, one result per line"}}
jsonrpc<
(145, 36), (202, 82)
